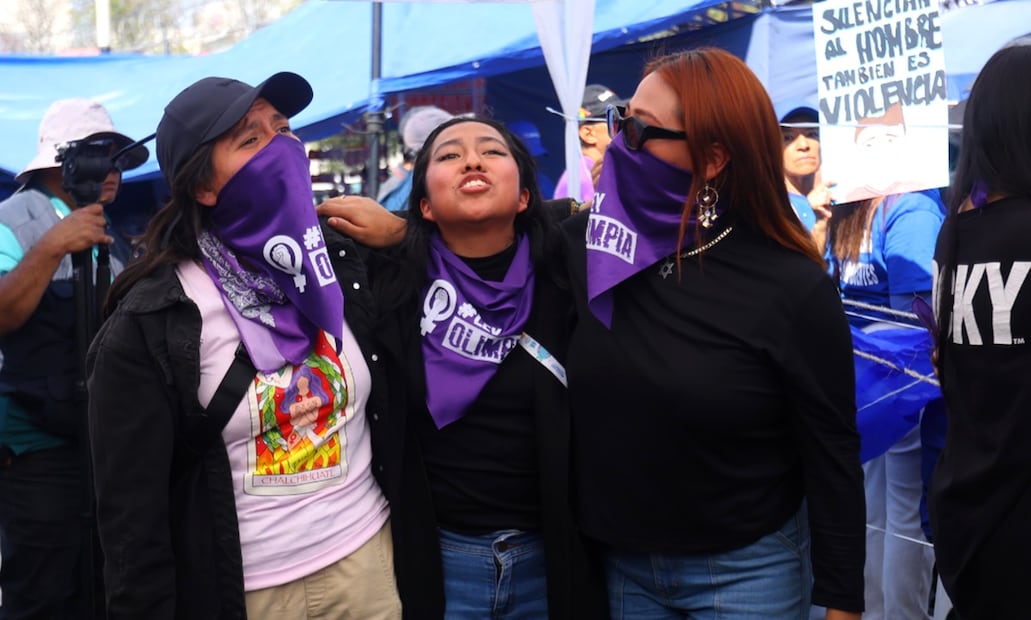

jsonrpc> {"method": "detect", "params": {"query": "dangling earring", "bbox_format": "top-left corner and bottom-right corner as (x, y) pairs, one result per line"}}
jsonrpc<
(696, 181), (720, 229)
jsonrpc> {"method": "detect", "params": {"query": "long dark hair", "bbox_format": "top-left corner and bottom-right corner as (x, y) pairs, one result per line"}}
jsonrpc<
(378, 116), (558, 311)
(828, 197), (886, 265)
(645, 48), (823, 266)
(104, 143), (216, 314)
(936, 44), (1031, 350)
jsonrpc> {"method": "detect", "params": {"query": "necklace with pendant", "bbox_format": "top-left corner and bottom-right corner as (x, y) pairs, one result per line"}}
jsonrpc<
(658, 225), (734, 280)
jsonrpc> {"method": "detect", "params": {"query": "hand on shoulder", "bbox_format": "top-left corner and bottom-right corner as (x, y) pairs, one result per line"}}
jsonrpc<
(316, 196), (406, 248)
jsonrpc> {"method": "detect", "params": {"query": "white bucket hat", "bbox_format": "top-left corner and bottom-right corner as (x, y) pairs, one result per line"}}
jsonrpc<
(400, 106), (455, 154)
(16, 98), (148, 184)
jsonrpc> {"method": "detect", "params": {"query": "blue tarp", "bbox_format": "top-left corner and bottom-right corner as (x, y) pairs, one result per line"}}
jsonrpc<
(0, 0), (725, 184)
(3, 0), (1025, 189)
(851, 325), (942, 463)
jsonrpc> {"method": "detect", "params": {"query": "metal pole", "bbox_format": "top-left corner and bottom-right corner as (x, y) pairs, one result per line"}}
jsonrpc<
(365, 1), (384, 198)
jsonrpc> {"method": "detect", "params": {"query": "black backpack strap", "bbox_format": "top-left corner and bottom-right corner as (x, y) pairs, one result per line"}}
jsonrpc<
(202, 343), (255, 441)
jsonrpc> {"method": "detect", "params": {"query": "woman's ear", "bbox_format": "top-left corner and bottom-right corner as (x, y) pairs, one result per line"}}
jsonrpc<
(420, 197), (435, 222)
(517, 188), (530, 214)
(704, 144), (730, 181)
(195, 186), (218, 207)
(578, 123), (598, 146)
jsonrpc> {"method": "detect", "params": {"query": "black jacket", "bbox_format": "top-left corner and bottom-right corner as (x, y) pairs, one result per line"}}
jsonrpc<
(86, 226), (390, 619)
(371, 250), (608, 620)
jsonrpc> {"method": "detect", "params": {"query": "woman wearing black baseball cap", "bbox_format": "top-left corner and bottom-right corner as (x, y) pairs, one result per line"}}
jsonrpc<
(87, 73), (401, 619)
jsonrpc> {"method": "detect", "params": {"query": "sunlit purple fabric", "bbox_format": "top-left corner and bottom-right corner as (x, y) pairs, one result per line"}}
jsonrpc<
(199, 135), (344, 372)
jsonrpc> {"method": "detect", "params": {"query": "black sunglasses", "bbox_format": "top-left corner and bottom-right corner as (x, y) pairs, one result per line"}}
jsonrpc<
(606, 104), (687, 151)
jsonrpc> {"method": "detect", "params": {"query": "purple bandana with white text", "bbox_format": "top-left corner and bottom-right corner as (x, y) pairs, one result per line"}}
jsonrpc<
(421, 233), (534, 429)
(199, 135), (344, 373)
(585, 136), (710, 328)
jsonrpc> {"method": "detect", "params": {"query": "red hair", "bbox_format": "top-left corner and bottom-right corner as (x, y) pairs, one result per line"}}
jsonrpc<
(645, 48), (823, 266)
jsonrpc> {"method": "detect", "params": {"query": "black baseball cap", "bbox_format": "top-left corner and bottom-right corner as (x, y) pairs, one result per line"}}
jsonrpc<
(578, 84), (626, 122)
(156, 71), (313, 186)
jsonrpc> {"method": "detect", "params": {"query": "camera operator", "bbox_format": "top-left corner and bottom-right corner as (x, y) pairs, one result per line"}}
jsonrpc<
(0, 98), (147, 618)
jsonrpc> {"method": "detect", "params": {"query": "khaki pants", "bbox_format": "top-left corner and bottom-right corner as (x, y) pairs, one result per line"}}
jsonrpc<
(245, 520), (402, 620)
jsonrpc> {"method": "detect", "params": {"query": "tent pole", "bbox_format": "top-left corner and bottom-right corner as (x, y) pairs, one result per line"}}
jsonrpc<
(365, 1), (384, 199)
(95, 0), (111, 53)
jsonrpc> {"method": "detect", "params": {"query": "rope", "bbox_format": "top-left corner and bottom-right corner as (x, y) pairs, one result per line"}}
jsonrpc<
(853, 349), (940, 388)
(856, 378), (932, 412)
(846, 311), (925, 330)
(840, 298), (939, 389)
(841, 298), (921, 321)
(866, 524), (936, 549)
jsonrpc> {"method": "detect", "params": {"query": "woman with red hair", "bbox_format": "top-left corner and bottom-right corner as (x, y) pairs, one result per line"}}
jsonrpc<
(562, 48), (865, 619)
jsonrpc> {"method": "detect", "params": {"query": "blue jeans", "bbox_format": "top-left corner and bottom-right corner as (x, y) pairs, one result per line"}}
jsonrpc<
(439, 528), (548, 619)
(863, 425), (934, 620)
(605, 509), (812, 619)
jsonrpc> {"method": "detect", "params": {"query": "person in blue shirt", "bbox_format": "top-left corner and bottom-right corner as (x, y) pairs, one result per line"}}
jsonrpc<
(828, 190), (945, 320)
(0, 98), (147, 618)
(826, 188), (946, 620)
(777, 102), (834, 251)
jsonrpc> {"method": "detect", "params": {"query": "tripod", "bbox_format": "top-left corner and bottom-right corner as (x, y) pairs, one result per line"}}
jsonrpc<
(57, 132), (154, 618)
(69, 204), (108, 620)
(61, 145), (116, 620)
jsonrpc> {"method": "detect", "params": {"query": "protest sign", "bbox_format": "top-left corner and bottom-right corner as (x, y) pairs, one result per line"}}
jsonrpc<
(814, 0), (950, 203)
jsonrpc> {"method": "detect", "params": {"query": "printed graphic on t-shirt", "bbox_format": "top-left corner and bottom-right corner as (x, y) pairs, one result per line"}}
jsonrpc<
(935, 259), (1031, 346)
(839, 233), (878, 288)
(244, 331), (353, 495)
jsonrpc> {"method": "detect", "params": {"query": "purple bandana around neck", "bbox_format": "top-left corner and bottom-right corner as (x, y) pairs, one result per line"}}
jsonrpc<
(970, 180), (990, 209)
(585, 135), (715, 328)
(199, 134), (344, 373)
(420, 233), (535, 429)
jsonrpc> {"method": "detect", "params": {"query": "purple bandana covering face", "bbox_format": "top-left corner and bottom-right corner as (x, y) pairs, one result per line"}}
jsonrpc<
(421, 233), (535, 428)
(586, 135), (709, 327)
(200, 134), (344, 373)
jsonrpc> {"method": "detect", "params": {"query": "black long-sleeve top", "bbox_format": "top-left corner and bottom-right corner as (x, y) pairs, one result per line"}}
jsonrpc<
(930, 196), (1031, 616)
(562, 214), (865, 612)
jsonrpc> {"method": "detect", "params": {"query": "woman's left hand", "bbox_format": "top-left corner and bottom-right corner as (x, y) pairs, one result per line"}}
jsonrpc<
(807, 180), (835, 221)
(807, 180), (835, 252)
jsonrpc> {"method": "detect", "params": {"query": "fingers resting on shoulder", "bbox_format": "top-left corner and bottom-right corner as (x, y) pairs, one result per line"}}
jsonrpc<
(316, 196), (407, 248)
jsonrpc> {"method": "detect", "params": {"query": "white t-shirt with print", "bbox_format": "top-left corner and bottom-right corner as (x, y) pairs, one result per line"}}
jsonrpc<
(176, 260), (388, 591)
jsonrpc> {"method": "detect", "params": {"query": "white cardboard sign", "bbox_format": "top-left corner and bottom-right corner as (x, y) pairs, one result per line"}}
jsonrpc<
(813, 0), (950, 202)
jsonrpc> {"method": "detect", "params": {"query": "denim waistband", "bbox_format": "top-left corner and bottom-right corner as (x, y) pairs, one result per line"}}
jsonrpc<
(440, 528), (543, 556)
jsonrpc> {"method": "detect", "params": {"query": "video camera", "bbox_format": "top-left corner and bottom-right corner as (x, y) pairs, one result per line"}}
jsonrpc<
(55, 137), (123, 207)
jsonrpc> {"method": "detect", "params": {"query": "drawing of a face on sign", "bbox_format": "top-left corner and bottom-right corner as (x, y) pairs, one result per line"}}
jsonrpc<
(856, 103), (906, 184)
(844, 103), (924, 201)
